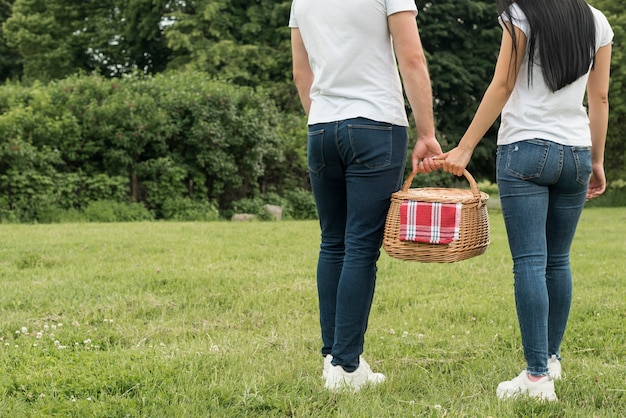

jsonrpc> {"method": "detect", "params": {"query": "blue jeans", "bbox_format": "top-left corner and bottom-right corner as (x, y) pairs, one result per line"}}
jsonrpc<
(308, 118), (408, 372)
(496, 139), (592, 376)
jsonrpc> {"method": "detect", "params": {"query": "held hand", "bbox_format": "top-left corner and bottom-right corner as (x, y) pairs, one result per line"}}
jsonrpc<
(437, 146), (473, 177)
(411, 136), (444, 173)
(586, 164), (606, 200)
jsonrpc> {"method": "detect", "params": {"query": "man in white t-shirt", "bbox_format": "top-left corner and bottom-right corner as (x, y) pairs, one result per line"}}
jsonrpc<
(290, 0), (442, 392)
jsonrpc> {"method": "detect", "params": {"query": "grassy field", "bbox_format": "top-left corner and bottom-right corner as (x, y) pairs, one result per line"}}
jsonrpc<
(0, 208), (624, 417)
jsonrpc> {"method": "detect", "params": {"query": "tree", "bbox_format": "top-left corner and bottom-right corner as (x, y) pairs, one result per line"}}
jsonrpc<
(0, 0), (21, 81)
(164, 0), (292, 86)
(3, 0), (175, 82)
(3, 0), (85, 81)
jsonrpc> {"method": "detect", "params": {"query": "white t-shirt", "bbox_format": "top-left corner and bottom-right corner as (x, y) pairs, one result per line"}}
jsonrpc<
(289, 0), (417, 126)
(498, 4), (614, 146)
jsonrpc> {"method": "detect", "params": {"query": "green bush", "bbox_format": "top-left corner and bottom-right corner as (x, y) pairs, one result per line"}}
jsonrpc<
(229, 197), (268, 220)
(83, 200), (154, 223)
(161, 197), (219, 221)
(283, 188), (317, 220)
(35, 206), (86, 224)
(0, 72), (301, 222)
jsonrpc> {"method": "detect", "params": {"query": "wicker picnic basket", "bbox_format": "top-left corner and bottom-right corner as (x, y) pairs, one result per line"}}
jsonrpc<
(383, 167), (490, 263)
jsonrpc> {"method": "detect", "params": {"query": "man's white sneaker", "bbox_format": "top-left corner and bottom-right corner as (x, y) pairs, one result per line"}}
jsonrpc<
(322, 355), (373, 380)
(496, 371), (558, 402)
(547, 355), (562, 380)
(324, 362), (386, 392)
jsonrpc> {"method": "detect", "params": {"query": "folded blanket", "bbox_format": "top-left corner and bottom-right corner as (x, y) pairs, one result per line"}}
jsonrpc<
(399, 201), (462, 244)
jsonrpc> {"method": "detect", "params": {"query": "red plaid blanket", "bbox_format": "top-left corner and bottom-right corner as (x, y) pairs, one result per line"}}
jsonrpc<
(399, 201), (462, 244)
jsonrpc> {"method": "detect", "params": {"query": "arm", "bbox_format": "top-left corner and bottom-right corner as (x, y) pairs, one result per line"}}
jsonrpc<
(291, 28), (314, 115)
(388, 11), (441, 173)
(440, 24), (526, 176)
(586, 43), (612, 200)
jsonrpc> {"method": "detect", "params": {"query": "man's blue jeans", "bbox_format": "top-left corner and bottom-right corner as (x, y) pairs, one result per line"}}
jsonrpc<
(496, 139), (591, 376)
(308, 118), (408, 372)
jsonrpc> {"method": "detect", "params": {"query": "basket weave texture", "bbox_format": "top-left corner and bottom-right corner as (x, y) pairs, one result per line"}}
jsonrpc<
(383, 168), (490, 263)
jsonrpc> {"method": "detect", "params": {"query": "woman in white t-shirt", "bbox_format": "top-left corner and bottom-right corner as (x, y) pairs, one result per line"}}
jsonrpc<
(290, 0), (442, 392)
(439, 0), (613, 402)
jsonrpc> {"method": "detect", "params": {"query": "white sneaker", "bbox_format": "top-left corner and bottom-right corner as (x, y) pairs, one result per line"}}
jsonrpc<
(322, 355), (373, 380)
(547, 355), (562, 380)
(496, 371), (558, 402)
(324, 362), (386, 392)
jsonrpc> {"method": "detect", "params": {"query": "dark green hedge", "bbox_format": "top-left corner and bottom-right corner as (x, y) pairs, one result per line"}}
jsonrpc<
(0, 71), (311, 222)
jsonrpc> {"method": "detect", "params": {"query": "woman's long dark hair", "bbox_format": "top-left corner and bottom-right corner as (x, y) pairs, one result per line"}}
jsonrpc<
(496, 0), (596, 92)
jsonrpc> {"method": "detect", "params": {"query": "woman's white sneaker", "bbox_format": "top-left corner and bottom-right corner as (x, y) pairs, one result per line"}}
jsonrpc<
(324, 362), (385, 392)
(496, 370), (558, 402)
(547, 355), (562, 380)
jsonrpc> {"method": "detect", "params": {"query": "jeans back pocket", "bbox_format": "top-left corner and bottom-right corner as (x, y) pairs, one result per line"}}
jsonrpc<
(347, 124), (392, 169)
(307, 129), (325, 174)
(504, 139), (550, 180)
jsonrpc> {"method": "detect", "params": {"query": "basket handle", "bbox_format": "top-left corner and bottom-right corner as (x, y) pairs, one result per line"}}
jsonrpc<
(400, 160), (481, 198)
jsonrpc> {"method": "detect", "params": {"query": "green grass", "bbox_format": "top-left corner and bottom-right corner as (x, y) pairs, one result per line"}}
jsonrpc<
(0, 208), (624, 417)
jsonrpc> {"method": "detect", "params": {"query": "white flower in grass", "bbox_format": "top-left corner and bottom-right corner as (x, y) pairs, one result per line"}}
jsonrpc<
(57, 323), (63, 327)
(43, 324), (49, 330)
(417, 334), (424, 340)
(389, 328), (395, 335)
(83, 339), (92, 345)
(21, 327), (28, 334)
(54, 340), (60, 346)
(210, 344), (220, 352)
(402, 331), (409, 338)
(36, 332), (43, 339)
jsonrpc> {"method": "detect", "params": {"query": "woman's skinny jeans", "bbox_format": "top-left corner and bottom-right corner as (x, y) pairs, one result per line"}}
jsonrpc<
(496, 139), (591, 376)
(308, 118), (408, 372)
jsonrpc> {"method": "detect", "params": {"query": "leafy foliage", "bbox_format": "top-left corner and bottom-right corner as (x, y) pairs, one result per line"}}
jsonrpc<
(3, 0), (175, 81)
(0, 72), (305, 222)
